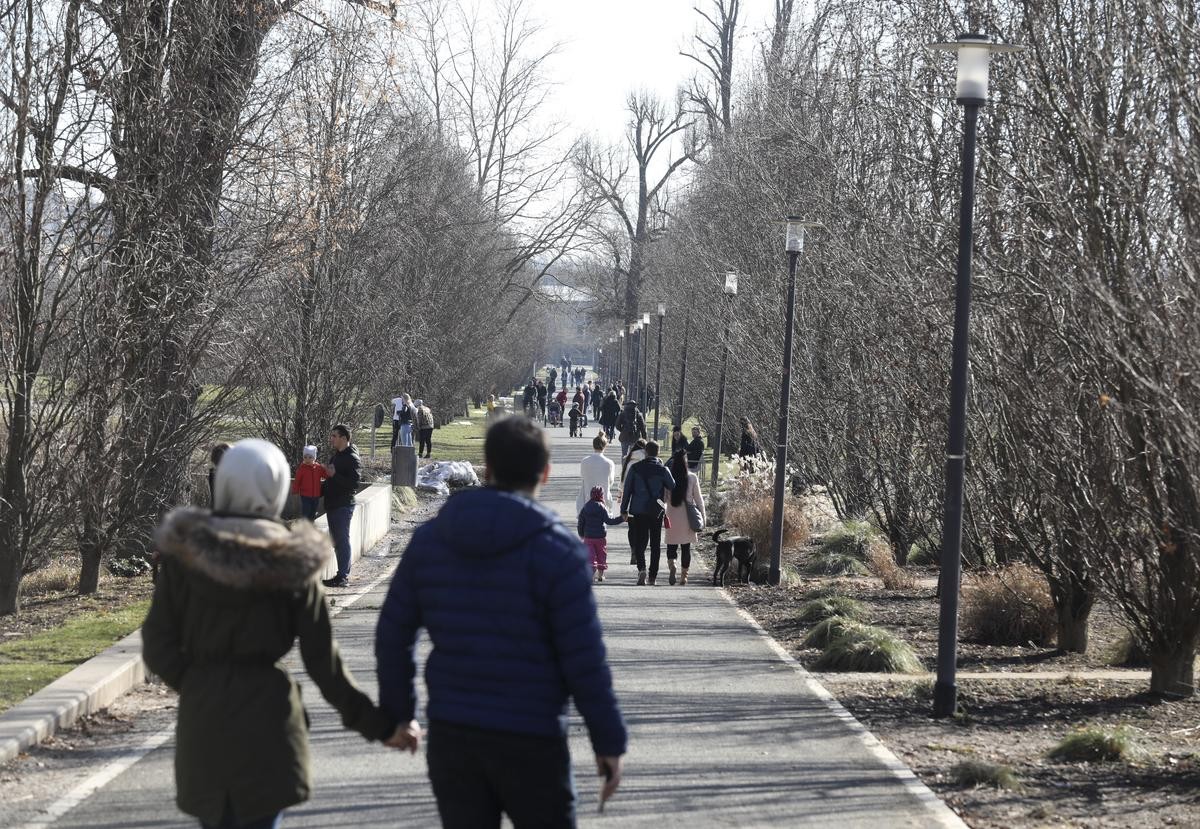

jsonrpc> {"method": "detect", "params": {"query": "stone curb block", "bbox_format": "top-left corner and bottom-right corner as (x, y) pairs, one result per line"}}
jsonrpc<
(0, 628), (146, 766)
(0, 482), (393, 766)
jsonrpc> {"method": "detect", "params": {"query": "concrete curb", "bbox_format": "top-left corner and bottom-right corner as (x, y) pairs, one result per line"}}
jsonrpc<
(1, 484), (393, 767)
(0, 628), (146, 766)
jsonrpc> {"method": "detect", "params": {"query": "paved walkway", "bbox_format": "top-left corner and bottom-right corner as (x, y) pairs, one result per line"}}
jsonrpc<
(15, 427), (960, 828)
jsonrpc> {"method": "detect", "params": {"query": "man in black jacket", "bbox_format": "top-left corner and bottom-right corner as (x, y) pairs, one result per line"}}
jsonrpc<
(620, 441), (675, 586)
(322, 423), (361, 588)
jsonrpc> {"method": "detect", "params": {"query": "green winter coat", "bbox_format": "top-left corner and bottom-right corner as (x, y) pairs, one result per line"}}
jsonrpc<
(142, 508), (395, 825)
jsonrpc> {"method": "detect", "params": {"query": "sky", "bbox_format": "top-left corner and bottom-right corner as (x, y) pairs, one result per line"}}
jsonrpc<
(521, 0), (775, 142)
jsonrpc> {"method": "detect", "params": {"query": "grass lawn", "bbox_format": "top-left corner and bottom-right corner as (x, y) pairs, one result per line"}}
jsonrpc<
(0, 598), (151, 713)
(427, 405), (490, 467)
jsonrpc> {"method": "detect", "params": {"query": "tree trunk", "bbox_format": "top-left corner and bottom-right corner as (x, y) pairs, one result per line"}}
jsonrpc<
(78, 538), (103, 596)
(1149, 643), (1196, 698)
(1055, 602), (1092, 653)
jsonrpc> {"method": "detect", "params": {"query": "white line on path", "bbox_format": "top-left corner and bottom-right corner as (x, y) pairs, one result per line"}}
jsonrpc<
(717, 591), (969, 829)
(18, 561), (399, 829)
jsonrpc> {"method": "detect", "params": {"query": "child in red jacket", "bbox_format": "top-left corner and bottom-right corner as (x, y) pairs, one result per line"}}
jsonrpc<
(291, 445), (328, 520)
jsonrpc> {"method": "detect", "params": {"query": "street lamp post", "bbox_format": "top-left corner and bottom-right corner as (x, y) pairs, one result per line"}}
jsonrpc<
(617, 330), (625, 392)
(641, 312), (651, 418)
(653, 303), (665, 439)
(710, 271), (738, 491)
(768, 219), (818, 587)
(627, 323), (638, 399)
(676, 293), (693, 429)
(928, 33), (1023, 719)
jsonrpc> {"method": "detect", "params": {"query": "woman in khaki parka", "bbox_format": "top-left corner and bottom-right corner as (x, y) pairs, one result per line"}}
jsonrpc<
(143, 439), (416, 829)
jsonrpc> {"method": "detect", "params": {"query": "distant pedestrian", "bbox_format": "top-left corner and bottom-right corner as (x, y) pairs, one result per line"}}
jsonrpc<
(620, 440), (675, 586)
(485, 394), (498, 422)
(615, 399), (646, 462)
(664, 450), (705, 586)
(578, 486), (624, 583)
(322, 424), (361, 588)
(415, 399), (435, 459)
(291, 444), (328, 520)
(549, 366), (558, 390)
(207, 442), (231, 504)
(670, 424), (687, 456)
(591, 384), (603, 421)
(536, 379), (548, 419)
(394, 394), (415, 448)
(376, 416), (627, 826)
(739, 417), (763, 463)
(144, 439), (407, 829)
(577, 433), (616, 515)
(687, 426), (705, 472)
(599, 391), (621, 442)
(523, 379), (537, 417)
(568, 403), (583, 437)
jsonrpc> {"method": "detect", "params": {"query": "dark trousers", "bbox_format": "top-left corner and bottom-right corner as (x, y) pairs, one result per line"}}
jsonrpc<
(667, 543), (691, 570)
(418, 428), (433, 457)
(427, 720), (575, 829)
(628, 513), (664, 577)
(299, 496), (320, 521)
(200, 802), (281, 829)
(327, 504), (355, 579)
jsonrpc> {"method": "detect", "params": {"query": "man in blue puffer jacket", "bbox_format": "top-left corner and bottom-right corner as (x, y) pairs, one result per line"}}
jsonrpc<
(376, 416), (627, 827)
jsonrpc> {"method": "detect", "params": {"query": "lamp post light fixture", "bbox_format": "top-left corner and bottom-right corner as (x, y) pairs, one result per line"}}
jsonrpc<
(927, 32), (1023, 719)
(653, 303), (666, 439)
(710, 270), (739, 490)
(768, 218), (820, 587)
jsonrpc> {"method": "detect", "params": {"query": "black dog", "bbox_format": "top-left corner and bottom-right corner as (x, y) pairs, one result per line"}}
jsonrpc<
(712, 529), (756, 586)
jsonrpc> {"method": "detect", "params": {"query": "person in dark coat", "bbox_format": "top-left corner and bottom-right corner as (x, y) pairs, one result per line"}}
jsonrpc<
(322, 424), (361, 588)
(620, 440), (676, 586)
(738, 416), (763, 463)
(670, 424), (687, 456)
(615, 400), (646, 462)
(599, 391), (621, 441)
(376, 416), (627, 825)
(143, 439), (407, 829)
(686, 426), (706, 472)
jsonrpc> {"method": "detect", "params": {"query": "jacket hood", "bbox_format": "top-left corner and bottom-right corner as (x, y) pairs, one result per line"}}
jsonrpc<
(431, 487), (560, 558)
(154, 507), (329, 590)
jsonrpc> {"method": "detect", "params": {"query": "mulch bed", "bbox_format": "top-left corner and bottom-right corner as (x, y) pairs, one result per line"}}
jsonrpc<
(0, 577), (154, 647)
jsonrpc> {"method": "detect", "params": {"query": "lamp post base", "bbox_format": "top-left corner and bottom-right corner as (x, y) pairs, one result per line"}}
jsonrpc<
(933, 680), (957, 718)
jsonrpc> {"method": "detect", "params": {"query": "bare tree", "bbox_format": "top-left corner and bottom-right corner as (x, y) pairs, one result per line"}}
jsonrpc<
(683, 0), (740, 136)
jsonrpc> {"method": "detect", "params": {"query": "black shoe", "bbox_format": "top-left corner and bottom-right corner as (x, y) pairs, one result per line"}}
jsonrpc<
(322, 576), (348, 588)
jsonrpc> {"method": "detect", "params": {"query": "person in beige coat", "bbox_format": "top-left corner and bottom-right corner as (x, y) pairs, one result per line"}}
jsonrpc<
(663, 449), (705, 585)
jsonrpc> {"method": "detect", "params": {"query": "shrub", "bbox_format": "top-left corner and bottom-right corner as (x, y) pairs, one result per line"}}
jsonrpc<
(779, 563), (803, 586)
(797, 596), (868, 624)
(1107, 630), (1151, 668)
(19, 559), (79, 597)
(818, 520), (877, 560)
(813, 625), (924, 673)
(803, 549), (870, 576)
(907, 537), (940, 567)
(802, 584), (845, 601)
(950, 760), (1021, 790)
(1049, 727), (1131, 762)
(802, 616), (870, 649)
(723, 493), (811, 564)
(961, 563), (1057, 646)
(866, 542), (917, 590)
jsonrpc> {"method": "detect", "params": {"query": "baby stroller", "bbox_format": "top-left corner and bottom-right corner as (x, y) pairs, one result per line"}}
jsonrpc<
(547, 399), (563, 427)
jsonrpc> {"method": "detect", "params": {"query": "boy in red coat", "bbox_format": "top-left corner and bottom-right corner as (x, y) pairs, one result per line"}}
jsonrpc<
(291, 445), (328, 520)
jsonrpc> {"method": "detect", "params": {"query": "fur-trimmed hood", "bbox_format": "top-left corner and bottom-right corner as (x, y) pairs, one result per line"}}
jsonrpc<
(155, 507), (329, 591)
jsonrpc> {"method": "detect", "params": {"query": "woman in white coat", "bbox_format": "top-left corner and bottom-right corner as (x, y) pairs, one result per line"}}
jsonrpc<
(664, 449), (705, 585)
(577, 433), (616, 514)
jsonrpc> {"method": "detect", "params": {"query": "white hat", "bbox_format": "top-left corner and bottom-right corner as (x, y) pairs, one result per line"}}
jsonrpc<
(212, 439), (291, 519)
(414, 399), (424, 407)
(302, 445), (318, 458)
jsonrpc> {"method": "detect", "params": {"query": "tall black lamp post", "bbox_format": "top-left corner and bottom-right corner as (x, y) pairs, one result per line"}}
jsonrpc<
(653, 303), (665, 439)
(640, 312), (651, 417)
(675, 296), (692, 429)
(627, 323), (638, 398)
(928, 33), (1022, 719)
(768, 219), (818, 586)
(617, 330), (625, 392)
(709, 271), (738, 490)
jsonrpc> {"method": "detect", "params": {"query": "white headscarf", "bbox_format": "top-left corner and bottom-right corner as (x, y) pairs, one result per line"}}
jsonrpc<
(212, 439), (291, 520)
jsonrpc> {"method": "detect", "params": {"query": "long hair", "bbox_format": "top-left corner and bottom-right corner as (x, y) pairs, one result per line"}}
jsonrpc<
(741, 417), (759, 443)
(669, 450), (690, 506)
(622, 438), (648, 477)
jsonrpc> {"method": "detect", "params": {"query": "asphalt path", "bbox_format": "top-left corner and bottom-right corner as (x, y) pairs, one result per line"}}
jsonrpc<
(15, 425), (960, 828)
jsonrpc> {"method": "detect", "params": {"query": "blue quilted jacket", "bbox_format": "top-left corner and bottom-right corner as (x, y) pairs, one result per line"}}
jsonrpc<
(375, 487), (628, 756)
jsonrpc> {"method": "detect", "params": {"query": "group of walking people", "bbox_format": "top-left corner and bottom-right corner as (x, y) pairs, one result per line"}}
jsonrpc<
(146, 416), (627, 829)
(390, 394), (436, 458)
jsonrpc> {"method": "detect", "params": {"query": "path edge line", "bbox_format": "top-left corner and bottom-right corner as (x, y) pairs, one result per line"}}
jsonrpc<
(717, 590), (969, 829)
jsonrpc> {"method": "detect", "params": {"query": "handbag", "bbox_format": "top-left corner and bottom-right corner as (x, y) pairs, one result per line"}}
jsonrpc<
(686, 499), (704, 532)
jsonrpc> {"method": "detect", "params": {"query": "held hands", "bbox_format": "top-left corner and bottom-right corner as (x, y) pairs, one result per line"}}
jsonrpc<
(384, 719), (423, 753)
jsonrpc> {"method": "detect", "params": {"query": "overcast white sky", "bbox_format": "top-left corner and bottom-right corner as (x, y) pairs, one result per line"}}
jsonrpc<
(521, 0), (775, 141)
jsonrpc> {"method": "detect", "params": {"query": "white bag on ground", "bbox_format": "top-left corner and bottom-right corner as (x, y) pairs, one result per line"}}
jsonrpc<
(417, 461), (481, 495)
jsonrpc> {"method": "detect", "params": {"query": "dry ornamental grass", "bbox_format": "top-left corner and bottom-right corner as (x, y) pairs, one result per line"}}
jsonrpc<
(961, 563), (1058, 647)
